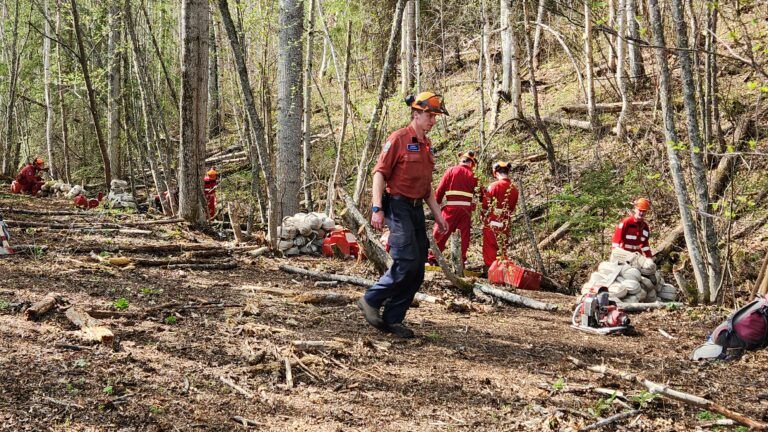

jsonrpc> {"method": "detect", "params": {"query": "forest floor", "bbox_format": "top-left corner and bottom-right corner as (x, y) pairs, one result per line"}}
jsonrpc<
(1, 192), (767, 432)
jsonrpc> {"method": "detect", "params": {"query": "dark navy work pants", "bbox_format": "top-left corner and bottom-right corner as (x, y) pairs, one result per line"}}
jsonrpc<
(364, 199), (428, 324)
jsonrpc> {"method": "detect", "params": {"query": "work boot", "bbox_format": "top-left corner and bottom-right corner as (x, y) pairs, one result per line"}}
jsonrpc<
(386, 323), (415, 339)
(357, 298), (385, 331)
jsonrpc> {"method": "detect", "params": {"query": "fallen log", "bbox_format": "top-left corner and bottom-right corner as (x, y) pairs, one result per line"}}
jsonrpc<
(615, 301), (684, 312)
(166, 261), (237, 270)
(6, 220), (123, 230)
(121, 218), (184, 227)
(569, 356), (768, 430)
(248, 246), (269, 258)
(338, 188), (392, 274)
(67, 243), (262, 255)
(538, 205), (592, 250)
(238, 285), (298, 297)
(25, 293), (60, 320)
(314, 280), (339, 287)
(474, 284), (558, 311)
(541, 116), (608, 133)
(561, 101), (654, 114)
(579, 409), (641, 431)
(131, 257), (229, 267)
(0, 207), (92, 216)
(427, 231), (473, 295)
(292, 340), (345, 353)
(64, 307), (114, 345)
(292, 291), (354, 305)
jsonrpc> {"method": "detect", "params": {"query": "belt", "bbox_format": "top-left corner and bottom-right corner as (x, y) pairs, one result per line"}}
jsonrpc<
(390, 195), (423, 207)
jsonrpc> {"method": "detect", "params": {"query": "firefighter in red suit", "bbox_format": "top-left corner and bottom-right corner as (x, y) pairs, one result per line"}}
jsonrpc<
(204, 168), (218, 219)
(427, 151), (478, 264)
(482, 162), (519, 267)
(612, 198), (652, 257)
(12, 158), (47, 195)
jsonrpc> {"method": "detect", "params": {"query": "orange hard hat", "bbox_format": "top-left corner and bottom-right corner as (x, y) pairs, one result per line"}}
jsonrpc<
(493, 161), (511, 173)
(34, 158), (44, 167)
(207, 168), (218, 180)
(634, 198), (651, 211)
(458, 150), (477, 165)
(406, 92), (449, 115)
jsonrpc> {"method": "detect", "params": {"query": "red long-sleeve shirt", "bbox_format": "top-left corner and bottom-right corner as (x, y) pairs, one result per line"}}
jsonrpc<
(482, 178), (518, 227)
(612, 214), (652, 257)
(435, 164), (478, 209)
(16, 164), (42, 187)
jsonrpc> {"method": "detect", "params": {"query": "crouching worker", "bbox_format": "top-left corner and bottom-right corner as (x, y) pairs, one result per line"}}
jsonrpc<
(612, 198), (652, 257)
(482, 161), (518, 269)
(359, 92), (449, 338)
(427, 151), (478, 265)
(692, 294), (768, 361)
(204, 168), (218, 219)
(11, 158), (47, 196)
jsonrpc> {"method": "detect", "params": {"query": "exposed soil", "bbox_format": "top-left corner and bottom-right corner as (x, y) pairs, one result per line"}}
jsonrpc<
(1, 192), (766, 431)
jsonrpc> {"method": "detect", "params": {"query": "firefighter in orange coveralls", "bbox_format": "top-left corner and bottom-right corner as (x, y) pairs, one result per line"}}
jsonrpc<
(427, 151), (478, 265)
(204, 168), (218, 219)
(482, 161), (518, 268)
(612, 198), (652, 257)
(11, 158), (47, 196)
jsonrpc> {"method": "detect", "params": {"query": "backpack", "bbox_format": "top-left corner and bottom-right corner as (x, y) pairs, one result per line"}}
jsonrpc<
(711, 295), (768, 351)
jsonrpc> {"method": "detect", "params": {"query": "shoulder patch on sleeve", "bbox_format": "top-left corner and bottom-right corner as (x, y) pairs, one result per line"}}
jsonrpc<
(382, 141), (392, 152)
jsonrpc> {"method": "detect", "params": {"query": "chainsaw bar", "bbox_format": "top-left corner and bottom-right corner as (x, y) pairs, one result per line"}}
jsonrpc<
(571, 324), (632, 335)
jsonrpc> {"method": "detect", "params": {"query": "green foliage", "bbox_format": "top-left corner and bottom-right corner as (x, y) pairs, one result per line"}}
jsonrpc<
(103, 385), (114, 395)
(140, 287), (161, 296)
(696, 410), (724, 421)
(164, 315), (178, 325)
(425, 331), (441, 341)
(630, 390), (658, 407)
(73, 359), (88, 368)
(0, 300), (9, 310)
(149, 405), (163, 415)
(551, 377), (565, 392)
(588, 392), (617, 417)
(113, 298), (130, 310)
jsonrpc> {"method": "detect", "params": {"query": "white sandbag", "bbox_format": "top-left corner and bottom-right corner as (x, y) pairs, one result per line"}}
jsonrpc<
(640, 276), (654, 290)
(59, 183), (72, 192)
(634, 289), (647, 302)
(586, 272), (607, 288)
(658, 284), (677, 301)
(299, 245), (314, 254)
(321, 218), (335, 231)
(293, 236), (308, 247)
(285, 247), (301, 256)
(304, 214), (322, 231)
(609, 248), (637, 265)
(645, 289), (657, 302)
(279, 225), (298, 240)
(598, 261), (622, 275)
(607, 283), (628, 299)
(623, 295), (640, 303)
(620, 267), (642, 281)
(620, 279), (642, 294)
(581, 283), (593, 295)
(658, 291), (677, 301)
(635, 254), (657, 275)
(278, 240), (294, 251)
(66, 185), (85, 199)
(312, 238), (324, 247)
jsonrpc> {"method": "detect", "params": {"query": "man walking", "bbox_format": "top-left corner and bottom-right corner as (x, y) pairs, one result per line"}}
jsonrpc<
(359, 92), (449, 338)
(428, 151), (478, 265)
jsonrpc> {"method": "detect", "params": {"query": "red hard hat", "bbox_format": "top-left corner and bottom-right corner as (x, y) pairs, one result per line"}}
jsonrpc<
(34, 158), (44, 167)
(634, 198), (651, 211)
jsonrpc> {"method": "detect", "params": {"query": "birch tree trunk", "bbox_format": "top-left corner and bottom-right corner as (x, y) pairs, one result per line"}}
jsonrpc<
(302, 0), (317, 211)
(55, 0), (70, 183)
(501, 0), (522, 117)
(615, 0), (630, 138)
(71, 0), (112, 186)
(531, 0), (546, 68)
(1, 0), (20, 176)
(43, 0), (56, 179)
(707, 6), (725, 151)
(218, 0), (279, 246)
(583, 0), (598, 130)
(482, 1), (493, 97)
(178, 0), (210, 225)
(626, 0), (646, 88)
(276, 0), (304, 218)
(107, 1), (122, 179)
(326, 15), (352, 217)
(400, 0), (415, 95)
(670, 0), (722, 302)
(607, 0), (617, 72)
(208, 16), (222, 139)
(648, 0), (710, 301)
(352, 0), (406, 205)
(414, 0), (421, 93)
(479, 0), (487, 152)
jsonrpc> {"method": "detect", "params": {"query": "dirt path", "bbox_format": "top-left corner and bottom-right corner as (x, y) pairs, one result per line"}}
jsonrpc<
(1, 193), (766, 431)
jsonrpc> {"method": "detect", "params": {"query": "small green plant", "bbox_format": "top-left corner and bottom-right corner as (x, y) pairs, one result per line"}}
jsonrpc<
(164, 315), (178, 325)
(734, 426), (749, 432)
(113, 298), (130, 310)
(696, 410), (724, 421)
(140, 287), (161, 296)
(425, 331), (441, 341)
(631, 390), (658, 407)
(0, 300), (9, 310)
(588, 392), (618, 418)
(99, 251), (111, 258)
(103, 385), (114, 395)
(73, 359), (88, 368)
(551, 377), (566, 392)
(149, 405), (163, 414)
(65, 383), (77, 394)
(666, 302), (679, 311)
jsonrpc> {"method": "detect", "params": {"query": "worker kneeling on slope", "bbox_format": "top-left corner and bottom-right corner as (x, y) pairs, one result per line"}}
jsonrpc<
(204, 168), (219, 219)
(612, 198), (652, 258)
(11, 158), (48, 196)
(482, 161), (518, 269)
(427, 150), (478, 266)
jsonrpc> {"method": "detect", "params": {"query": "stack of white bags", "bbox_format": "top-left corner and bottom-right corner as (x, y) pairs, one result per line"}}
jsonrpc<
(581, 249), (678, 303)
(107, 180), (136, 209)
(277, 212), (336, 256)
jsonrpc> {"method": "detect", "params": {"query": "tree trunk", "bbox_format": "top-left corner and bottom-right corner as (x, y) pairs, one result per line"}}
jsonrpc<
(626, 0), (646, 88)
(482, 0), (493, 98)
(400, 0), (415, 95)
(648, 0), (710, 301)
(607, 0), (617, 71)
(501, 0), (522, 117)
(276, 0), (304, 218)
(583, 0), (598, 130)
(218, 0), (279, 246)
(1, 0), (20, 176)
(352, 0), (407, 204)
(302, 0), (317, 211)
(615, 0), (630, 138)
(670, 0), (722, 302)
(43, 0), (56, 179)
(478, 0), (488, 153)
(414, 0), (421, 93)
(140, 1), (180, 111)
(107, 1), (122, 179)
(178, 0), (210, 225)
(55, 0), (70, 184)
(326, 15), (352, 217)
(70, 0), (112, 187)
(531, 0), (547, 68)
(208, 15), (222, 139)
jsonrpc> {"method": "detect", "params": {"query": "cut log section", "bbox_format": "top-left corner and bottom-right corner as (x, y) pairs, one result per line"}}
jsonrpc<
(292, 340), (345, 353)
(65, 307), (114, 345)
(25, 293), (60, 320)
(427, 231), (473, 295)
(560, 101), (654, 114)
(541, 116), (609, 133)
(292, 291), (354, 305)
(474, 284), (558, 311)
(338, 188), (392, 274)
